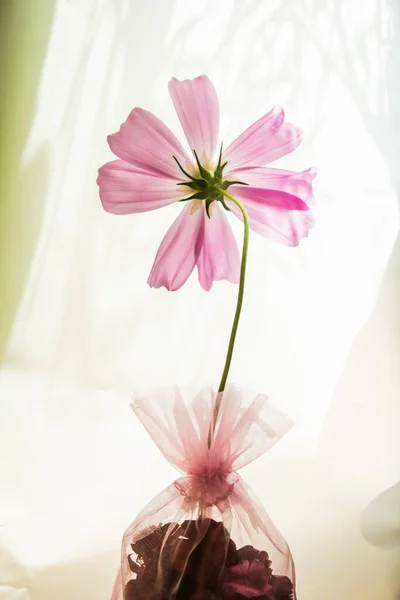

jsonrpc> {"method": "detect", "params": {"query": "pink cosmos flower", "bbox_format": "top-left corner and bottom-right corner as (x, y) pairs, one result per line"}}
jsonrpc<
(97, 75), (315, 291)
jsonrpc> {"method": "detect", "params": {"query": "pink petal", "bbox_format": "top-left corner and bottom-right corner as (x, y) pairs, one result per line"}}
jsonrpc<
(197, 203), (240, 291)
(228, 189), (315, 246)
(97, 160), (185, 214)
(228, 166), (316, 206)
(169, 75), (219, 163)
(148, 202), (205, 291)
(107, 108), (189, 179)
(222, 106), (303, 170)
(231, 185), (309, 211)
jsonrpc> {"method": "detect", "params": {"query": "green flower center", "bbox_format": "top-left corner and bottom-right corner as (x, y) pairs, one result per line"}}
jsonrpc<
(173, 145), (247, 217)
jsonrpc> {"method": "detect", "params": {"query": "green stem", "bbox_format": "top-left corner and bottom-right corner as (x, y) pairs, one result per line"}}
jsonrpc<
(210, 188), (249, 439)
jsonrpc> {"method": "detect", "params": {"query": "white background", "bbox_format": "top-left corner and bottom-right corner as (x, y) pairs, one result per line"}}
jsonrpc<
(1, 0), (399, 599)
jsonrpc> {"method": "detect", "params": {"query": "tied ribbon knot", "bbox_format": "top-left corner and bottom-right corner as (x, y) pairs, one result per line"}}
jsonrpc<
(175, 472), (239, 507)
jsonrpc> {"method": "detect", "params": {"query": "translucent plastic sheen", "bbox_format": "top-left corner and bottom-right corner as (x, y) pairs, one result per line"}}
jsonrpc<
(111, 385), (296, 600)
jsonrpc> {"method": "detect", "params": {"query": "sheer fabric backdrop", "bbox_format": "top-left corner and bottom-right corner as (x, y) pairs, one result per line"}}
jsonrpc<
(0, 1), (399, 599)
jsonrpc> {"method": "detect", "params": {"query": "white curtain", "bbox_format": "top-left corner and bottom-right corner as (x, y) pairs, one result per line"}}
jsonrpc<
(1, 0), (399, 599)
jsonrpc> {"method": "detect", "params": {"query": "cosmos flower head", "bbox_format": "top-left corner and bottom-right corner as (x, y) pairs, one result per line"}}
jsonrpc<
(98, 75), (315, 291)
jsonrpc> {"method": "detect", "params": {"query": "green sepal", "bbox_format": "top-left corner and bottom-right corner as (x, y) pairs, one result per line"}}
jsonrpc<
(193, 150), (212, 181)
(173, 146), (247, 213)
(177, 179), (208, 191)
(222, 179), (249, 190)
(220, 197), (231, 212)
(173, 156), (195, 181)
(205, 198), (214, 218)
(213, 146), (224, 180)
(218, 143), (223, 166)
(179, 191), (207, 202)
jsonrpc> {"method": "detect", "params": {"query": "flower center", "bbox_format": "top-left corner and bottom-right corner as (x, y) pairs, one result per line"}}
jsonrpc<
(173, 145), (247, 217)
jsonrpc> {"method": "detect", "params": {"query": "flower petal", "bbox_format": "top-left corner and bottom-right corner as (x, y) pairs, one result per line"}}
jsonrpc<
(230, 185), (309, 211)
(197, 203), (240, 291)
(228, 187), (315, 246)
(148, 202), (205, 291)
(169, 75), (219, 164)
(229, 166), (316, 206)
(222, 106), (303, 170)
(108, 107), (189, 179)
(97, 160), (185, 214)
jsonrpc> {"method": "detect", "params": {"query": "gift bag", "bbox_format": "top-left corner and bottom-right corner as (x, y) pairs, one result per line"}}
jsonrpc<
(112, 385), (296, 600)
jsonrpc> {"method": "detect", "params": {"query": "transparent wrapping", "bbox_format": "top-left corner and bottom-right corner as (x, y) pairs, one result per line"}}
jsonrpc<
(111, 385), (296, 600)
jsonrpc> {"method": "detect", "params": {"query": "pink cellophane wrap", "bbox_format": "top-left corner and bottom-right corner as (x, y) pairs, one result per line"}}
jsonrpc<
(111, 385), (296, 600)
